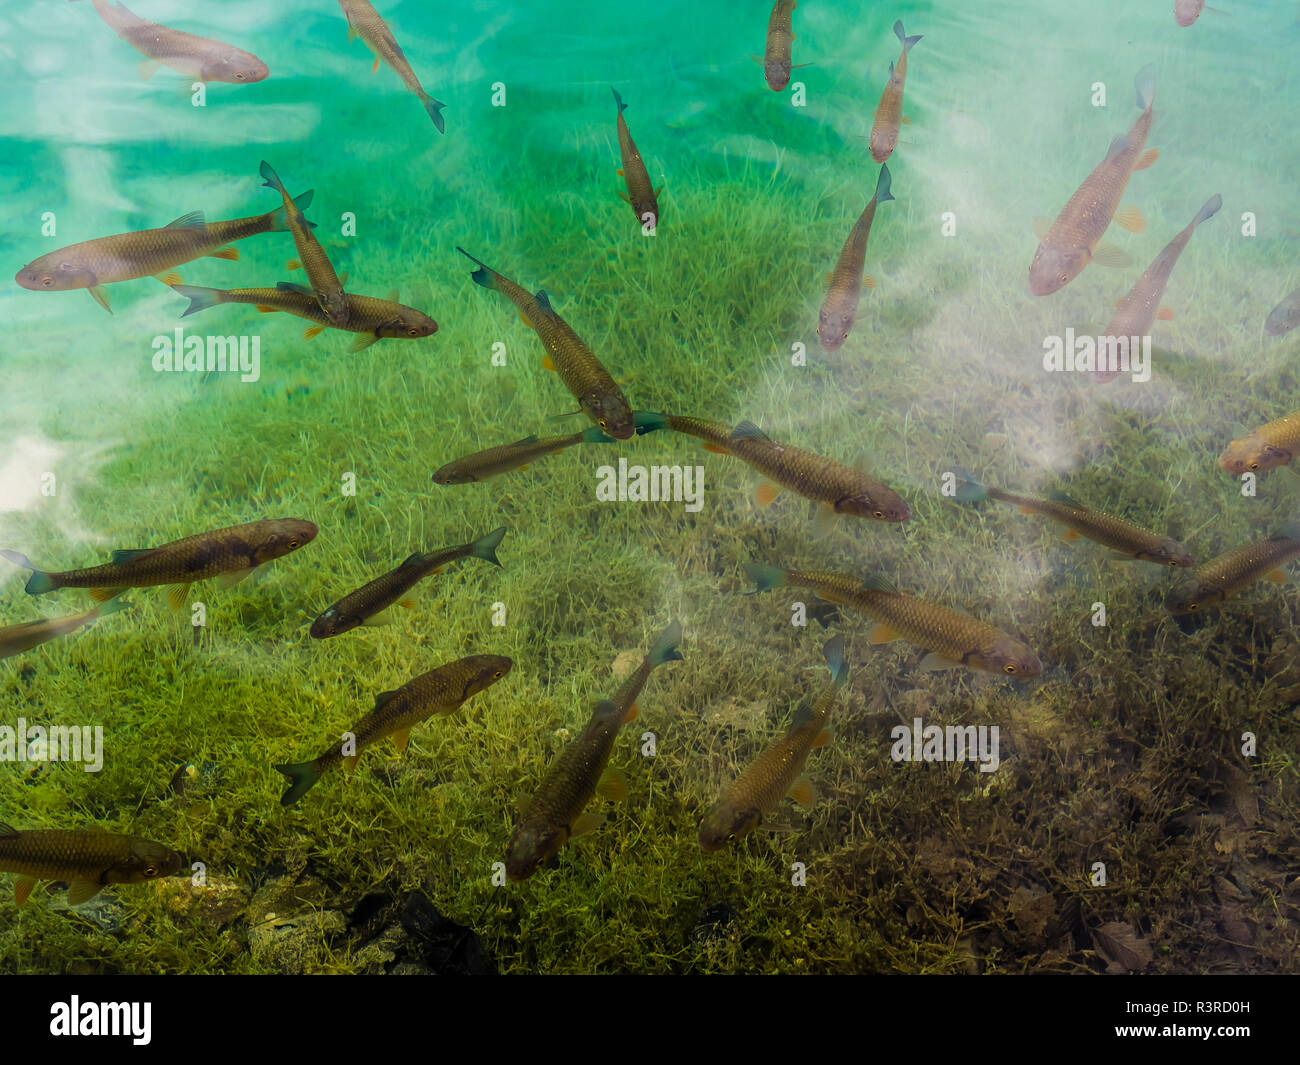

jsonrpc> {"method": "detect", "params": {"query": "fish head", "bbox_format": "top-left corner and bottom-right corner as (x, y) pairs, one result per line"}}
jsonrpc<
(1219, 435), (1289, 477)
(458, 654), (514, 698)
(698, 802), (761, 853)
(205, 50), (270, 84)
(250, 518), (319, 564)
(15, 256), (97, 292)
(1136, 538), (1197, 569)
(838, 489), (910, 523)
(1165, 580), (1220, 616)
(817, 307), (853, 351)
(868, 128), (897, 163)
(378, 308), (438, 340)
(107, 839), (184, 885)
(431, 461), (476, 485)
(1027, 243), (1086, 297)
(505, 821), (565, 882)
(583, 393), (636, 441)
(970, 635), (1042, 679)
(309, 607), (359, 639)
(1174, 0), (1204, 26)
(764, 60), (791, 92)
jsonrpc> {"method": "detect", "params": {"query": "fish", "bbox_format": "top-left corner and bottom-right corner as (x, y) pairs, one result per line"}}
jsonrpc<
(14, 193), (311, 313)
(757, 1), (806, 92)
(505, 620), (683, 881)
(1, 518), (317, 608)
(434, 428), (624, 484)
(953, 474), (1194, 566)
(0, 822), (182, 906)
(1165, 530), (1300, 615)
(70, 0), (268, 84)
(0, 598), (130, 660)
(1219, 411), (1300, 476)
(612, 88), (662, 231)
(275, 654), (513, 805)
(818, 163), (893, 351)
(663, 414), (909, 528)
(1175, 0), (1205, 26)
(747, 565), (1042, 677)
(338, 0), (446, 133)
(1096, 194), (1221, 382)
(456, 247), (636, 440)
(699, 635), (845, 852)
(171, 282), (436, 352)
(1264, 288), (1300, 337)
(1029, 65), (1159, 297)
(310, 528), (507, 638)
(259, 162), (349, 327)
(868, 20), (922, 164)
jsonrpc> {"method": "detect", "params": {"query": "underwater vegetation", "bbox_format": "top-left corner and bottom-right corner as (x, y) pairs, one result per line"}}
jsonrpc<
(1, 0), (1299, 977)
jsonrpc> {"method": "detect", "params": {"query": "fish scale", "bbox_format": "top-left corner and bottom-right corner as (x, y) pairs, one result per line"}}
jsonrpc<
(761, 1), (798, 91)
(0, 824), (181, 905)
(1220, 411), (1300, 475)
(819, 164), (893, 351)
(613, 88), (661, 228)
(1166, 535), (1300, 614)
(869, 21), (921, 164)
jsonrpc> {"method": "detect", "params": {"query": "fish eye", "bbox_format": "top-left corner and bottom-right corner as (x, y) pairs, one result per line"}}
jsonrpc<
(1004, 664), (1017, 675)
(1188, 602), (1199, 611)
(41, 277), (53, 287)
(873, 509), (884, 519)
(1249, 462), (1259, 470)
(598, 419), (608, 429)
(727, 833), (735, 842)
(1058, 273), (1068, 283)
(288, 539), (300, 549)
(143, 865), (157, 877)
(407, 328), (420, 336)
(492, 670), (504, 679)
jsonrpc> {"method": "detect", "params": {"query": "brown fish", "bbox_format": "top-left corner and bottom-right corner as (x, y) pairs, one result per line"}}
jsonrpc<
(505, 621), (682, 881)
(818, 163), (893, 351)
(457, 247), (636, 439)
(0, 598), (129, 660)
(699, 635), (844, 852)
(338, 0), (446, 132)
(1175, 0), (1205, 27)
(259, 161), (349, 327)
(612, 88), (662, 231)
(1265, 288), (1300, 337)
(757, 1), (806, 92)
(15, 193), (310, 312)
(1, 517), (317, 607)
(171, 282), (436, 351)
(1029, 65), (1159, 297)
(747, 565), (1042, 677)
(1165, 529), (1300, 615)
(275, 654), (513, 804)
(0, 822), (181, 906)
(71, 0), (268, 84)
(1220, 411), (1300, 476)
(868, 20), (922, 164)
(664, 413), (909, 527)
(1096, 194), (1220, 382)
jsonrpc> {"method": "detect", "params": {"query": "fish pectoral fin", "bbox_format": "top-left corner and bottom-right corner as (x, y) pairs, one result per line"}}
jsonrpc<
(571, 811), (604, 837)
(862, 275), (876, 289)
(616, 189), (631, 204)
(1017, 505), (1036, 515)
(541, 355), (556, 371)
(344, 754), (359, 772)
(88, 285), (112, 313)
(137, 59), (162, 80)
(1134, 147), (1159, 171)
(596, 768), (629, 802)
(1266, 569), (1289, 584)
(209, 247), (239, 261)
(398, 597), (417, 610)
(286, 259), (302, 271)
(787, 777), (816, 808)
(1032, 217), (1052, 240)
(14, 876), (36, 907)
(1091, 242), (1131, 269)
(372, 57), (380, 73)
(623, 700), (639, 722)
(216, 568), (255, 589)
(812, 728), (832, 750)
(756, 481), (783, 507)
(810, 503), (838, 540)
(870, 624), (902, 644)
(156, 271), (183, 286)
(88, 586), (128, 603)
(66, 880), (102, 906)
(901, 115), (911, 125)
(1115, 205), (1146, 233)
(653, 185), (664, 197)
(255, 305), (278, 313)
(304, 325), (326, 339)
(362, 608), (396, 627)
(615, 168), (624, 176)
(1157, 307), (1175, 321)
(349, 333), (379, 352)
(1059, 527), (1081, 542)
(166, 583), (191, 611)
(391, 728), (412, 753)
(918, 652), (962, 672)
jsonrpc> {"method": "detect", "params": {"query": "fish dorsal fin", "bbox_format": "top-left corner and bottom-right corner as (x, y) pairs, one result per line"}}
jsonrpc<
(276, 282), (313, 295)
(1103, 135), (1128, 162)
(386, 289), (399, 302)
(533, 290), (556, 316)
(110, 548), (154, 563)
(860, 574), (898, 594)
(165, 211), (206, 230)
(730, 420), (772, 444)
(400, 552), (424, 567)
(510, 435), (541, 446)
(1047, 490), (1079, 505)
(0, 822), (17, 838)
(373, 690), (399, 709)
(851, 452), (872, 474)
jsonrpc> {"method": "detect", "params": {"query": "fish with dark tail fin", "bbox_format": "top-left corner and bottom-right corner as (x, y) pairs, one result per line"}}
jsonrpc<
(868, 20), (922, 164)
(310, 528), (507, 638)
(819, 163), (893, 351)
(1, 518), (316, 608)
(275, 655), (512, 805)
(70, 0), (268, 84)
(612, 88), (662, 231)
(456, 247), (636, 440)
(0, 823), (181, 906)
(337, 0), (446, 132)
(700, 635), (845, 852)
(1265, 289), (1300, 337)
(1030, 65), (1159, 297)
(259, 162), (349, 327)
(0, 599), (130, 660)
(505, 621), (682, 881)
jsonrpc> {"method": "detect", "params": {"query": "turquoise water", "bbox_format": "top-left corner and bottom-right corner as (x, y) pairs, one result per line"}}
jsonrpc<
(1, 0), (1298, 974)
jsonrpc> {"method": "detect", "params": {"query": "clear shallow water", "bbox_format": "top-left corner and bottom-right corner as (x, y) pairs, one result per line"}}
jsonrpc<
(0, 0), (1297, 975)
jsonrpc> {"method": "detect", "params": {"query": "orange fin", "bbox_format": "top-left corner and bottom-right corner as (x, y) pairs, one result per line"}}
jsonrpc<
(156, 271), (183, 286)
(1115, 206), (1146, 233)
(702, 442), (731, 455)
(255, 305), (278, 313)
(541, 355), (556, 371)
(616, 168), (624, 177)
(1134, 148), (1159, 171)
(862, 275), (876, 289)
(14, 876), (35, 907)
(344, 754), (359, 772)
(1060, 528), (1081, 542)
(596, 768), (628, 802)
(372, 57), (380, 73)
(901, 115), (911, 125)
(756, 481), (782, 507)
(304, 325), (325, 339)
(209, 247), (239, 261)
(811, 728), (832, 749)
(166, 583), (191, 611)
(287, 259), (302, 271)
(88, 586), (127, 603)
(398, 597), (417, 609)
(623, 701), (639, 723)
(870, 624), (900, 644)
(1017, 505), (1036, 515)
(518, 310), (533, 329)
(788, 777), (816, 808)
(1156, 307), (1174, 321)
(1266, 569), (1289, 584)
(392, 728), (411, 753)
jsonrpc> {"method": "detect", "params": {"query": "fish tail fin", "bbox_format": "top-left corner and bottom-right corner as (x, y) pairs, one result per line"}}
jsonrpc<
(259, 160), (286, 194)
(422, 94), (446, 133)
(0, 550), (56, 594)
(1135, 64), (1156, 111)
(266, 189), (314, 232)
(744, 562), (786, 594)
(1193, 193), (1222, 226)
(275, 761), (322, 806)
(894, 20), (923, 51)
(171, 284), (224, 317)
(456, 246), (496, 289)
(823, 633), (849, 687)
(874, 163), (894, 204)
(611, 86), (627, 113)
(580, 410), (669, 442)
(648, 619), (684, 668)
(951, 468), (989, 503)
(469, 526), (508, 568)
